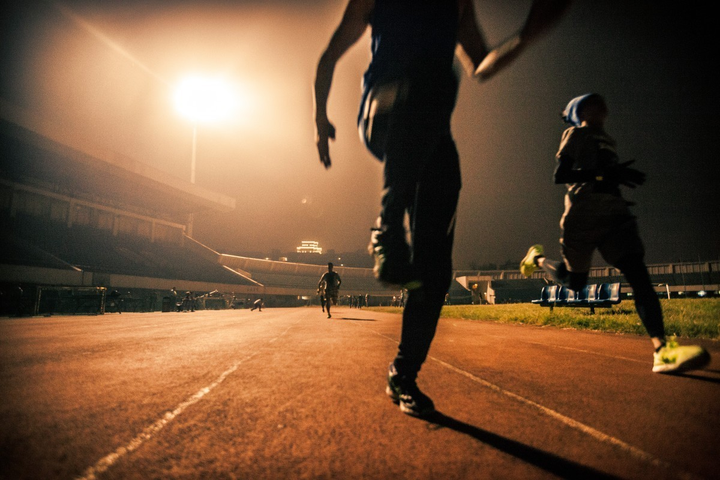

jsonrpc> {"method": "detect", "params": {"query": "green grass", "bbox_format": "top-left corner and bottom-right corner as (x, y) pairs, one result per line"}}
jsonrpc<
(372, 298), (720, 340)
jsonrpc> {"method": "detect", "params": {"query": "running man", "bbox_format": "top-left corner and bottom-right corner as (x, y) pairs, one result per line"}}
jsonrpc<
(314, 0), (571, 416)
(318, 262), (342, 318)
(250, 298), (263, 312)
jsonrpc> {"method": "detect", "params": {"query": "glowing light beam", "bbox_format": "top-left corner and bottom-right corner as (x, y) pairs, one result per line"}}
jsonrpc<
(51, 1), (169, 85)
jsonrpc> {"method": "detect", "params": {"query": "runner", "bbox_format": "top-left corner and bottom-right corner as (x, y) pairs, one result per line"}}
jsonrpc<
(521, 93), (710, 374)
(314, 0), (571, 416)
(318, 263), (342, 319)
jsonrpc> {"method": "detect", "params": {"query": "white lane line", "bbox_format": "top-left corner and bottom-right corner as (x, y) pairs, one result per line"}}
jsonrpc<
(472, 331), (646, 364)
(364, 327), (698, 480)
(430, 358), (685, 474)
(534, 343), (645, 363)
(76, 324), (295, 480)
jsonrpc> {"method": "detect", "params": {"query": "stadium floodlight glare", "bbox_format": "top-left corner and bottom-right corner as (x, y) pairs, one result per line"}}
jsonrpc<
(174, 75), (237, 237)
(174, 75), (237, 186)
(174, 75), (237, 124)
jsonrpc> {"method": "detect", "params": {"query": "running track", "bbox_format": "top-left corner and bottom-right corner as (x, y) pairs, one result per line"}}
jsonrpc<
(1, 308), (718, 479)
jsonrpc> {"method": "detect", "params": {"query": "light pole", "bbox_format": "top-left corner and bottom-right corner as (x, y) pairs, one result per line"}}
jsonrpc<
(183, 123), (198, 237)
(174, 75), (236, 237)
(190, 124), (197, 185)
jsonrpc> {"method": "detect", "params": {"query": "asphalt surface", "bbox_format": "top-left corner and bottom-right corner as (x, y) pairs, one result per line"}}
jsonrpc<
(1, 307), (718, 480)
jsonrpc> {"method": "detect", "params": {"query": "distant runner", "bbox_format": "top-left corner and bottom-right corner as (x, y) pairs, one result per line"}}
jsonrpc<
(250, 298), (264, 312)
(318, 263), (342, 319)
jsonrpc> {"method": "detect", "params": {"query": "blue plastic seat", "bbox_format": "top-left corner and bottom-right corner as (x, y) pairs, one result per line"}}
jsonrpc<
(591, 283), (621, 304)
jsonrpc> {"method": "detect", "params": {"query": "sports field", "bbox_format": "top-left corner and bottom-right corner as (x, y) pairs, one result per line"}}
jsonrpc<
(376, 298), (720, 339)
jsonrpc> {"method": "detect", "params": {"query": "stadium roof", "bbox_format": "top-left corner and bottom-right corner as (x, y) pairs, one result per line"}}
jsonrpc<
(0, 98), (235, 216)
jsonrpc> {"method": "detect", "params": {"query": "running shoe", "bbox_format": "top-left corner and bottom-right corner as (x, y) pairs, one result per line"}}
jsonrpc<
(652, 337), (711, 374)
(386, 363), (435, 417)
(520, 244), (544, 278)
(368, 227), (422, 290)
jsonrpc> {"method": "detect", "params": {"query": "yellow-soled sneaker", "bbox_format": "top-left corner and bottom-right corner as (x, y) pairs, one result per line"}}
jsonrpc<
(652, 337), (711, 374)
(520, 244), (544, 278)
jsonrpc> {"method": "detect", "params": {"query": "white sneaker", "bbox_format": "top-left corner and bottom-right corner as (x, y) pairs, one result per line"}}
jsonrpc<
(652, 337), (711, 374)
(520, 244), (544, 278)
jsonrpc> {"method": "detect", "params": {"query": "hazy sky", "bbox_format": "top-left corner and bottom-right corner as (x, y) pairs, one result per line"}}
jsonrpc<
(1, 0), (717, 268)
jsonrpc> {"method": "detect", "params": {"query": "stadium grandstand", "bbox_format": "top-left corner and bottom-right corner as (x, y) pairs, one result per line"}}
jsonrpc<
(1, 99), (718, 316)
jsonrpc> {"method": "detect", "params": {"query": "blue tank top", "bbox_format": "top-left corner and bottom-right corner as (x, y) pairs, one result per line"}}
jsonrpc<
(359, 0), (459, 119)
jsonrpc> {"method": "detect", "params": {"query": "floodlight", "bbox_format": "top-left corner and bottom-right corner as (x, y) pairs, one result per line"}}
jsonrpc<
(174, 75), (237, 124)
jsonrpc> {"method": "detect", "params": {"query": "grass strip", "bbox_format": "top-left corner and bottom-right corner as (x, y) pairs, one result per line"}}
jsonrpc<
(372, 299), (720, 340)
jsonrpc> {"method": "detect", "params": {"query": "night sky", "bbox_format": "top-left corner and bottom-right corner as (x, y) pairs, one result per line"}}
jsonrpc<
(1, 0), (717, 268)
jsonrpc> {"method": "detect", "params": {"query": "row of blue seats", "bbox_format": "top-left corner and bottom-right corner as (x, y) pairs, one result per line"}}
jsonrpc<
(532, 283), (622, 312)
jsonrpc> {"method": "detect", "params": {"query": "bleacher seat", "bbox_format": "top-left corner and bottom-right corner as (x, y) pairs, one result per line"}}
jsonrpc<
(532, 285), (552, 305)
(534, 282), (622, 313)
(592, 282), (621, 304)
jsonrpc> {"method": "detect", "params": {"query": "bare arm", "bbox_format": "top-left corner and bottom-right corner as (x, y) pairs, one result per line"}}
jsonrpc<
(456, 0), (490, 76)
(314, 0), (372, 169)
(473, 0), (573, 82)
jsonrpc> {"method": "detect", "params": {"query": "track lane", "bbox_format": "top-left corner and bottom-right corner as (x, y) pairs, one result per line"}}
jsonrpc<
(1, 308), (717, 479)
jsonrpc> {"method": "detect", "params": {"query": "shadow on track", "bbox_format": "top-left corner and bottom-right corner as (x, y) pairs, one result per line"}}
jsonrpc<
(337, 317), (376, 322)
(421, 412), (621, 480)
(671, 371), (720, 385)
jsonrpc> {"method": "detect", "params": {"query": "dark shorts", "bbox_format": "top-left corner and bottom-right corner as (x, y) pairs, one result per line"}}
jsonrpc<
(359, 75), (457, 163)
(561, 212), (645, 272)
(324, 291), (338, 305)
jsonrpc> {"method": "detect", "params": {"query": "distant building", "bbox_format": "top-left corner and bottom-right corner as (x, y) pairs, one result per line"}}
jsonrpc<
(297, 241), (322, 255)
